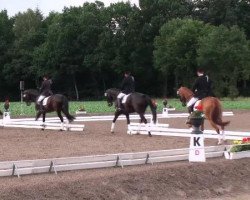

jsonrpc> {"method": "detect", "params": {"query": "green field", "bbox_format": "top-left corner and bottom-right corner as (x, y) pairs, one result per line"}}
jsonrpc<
(1, 98), (250, 117)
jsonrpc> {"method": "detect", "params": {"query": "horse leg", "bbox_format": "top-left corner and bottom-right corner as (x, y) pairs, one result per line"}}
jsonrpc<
(201, 121), (204, 132)
(124, 113), (132, 134)
(221, 125), (226, 143)
(140, 114), (152, 137)
(111, 110), (122, 133)
(41, 113), (46, 131)
(57, 110), (64, 131)
(208, 119), (221, 144)
(135, 118), (143, 134)
(35, 111), (42, 121)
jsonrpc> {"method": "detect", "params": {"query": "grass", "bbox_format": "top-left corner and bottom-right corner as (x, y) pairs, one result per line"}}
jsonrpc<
(1, 98), (250, 117)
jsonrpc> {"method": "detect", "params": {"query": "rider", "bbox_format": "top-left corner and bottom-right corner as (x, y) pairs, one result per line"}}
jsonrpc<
(117, 71), (135, 111)
(187, 68), (213, 113)
(37, 74), (53, 112)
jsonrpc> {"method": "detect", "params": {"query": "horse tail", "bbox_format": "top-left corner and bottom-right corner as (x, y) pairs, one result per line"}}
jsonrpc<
(147, 97), (157, 124)
(210, 108), (230, 131)
(62, 96), (75, 122)
(216, 120), (230, 127)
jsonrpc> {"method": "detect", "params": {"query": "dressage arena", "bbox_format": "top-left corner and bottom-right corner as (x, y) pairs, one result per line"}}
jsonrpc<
(0, 110), (250, 199)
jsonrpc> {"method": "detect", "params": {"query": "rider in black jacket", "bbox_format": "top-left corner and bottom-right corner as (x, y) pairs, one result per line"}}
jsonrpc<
(117, 71), (135, 111)
(187, 68), (213, 112)
(37, 75), (53, 112)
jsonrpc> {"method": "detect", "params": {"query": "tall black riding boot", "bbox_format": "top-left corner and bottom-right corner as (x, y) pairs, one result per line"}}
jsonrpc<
(39, 101), (44, 113)
(188, 105), (194, 114)
(117, 98), (123, 111)
(186, 105), (194, 125)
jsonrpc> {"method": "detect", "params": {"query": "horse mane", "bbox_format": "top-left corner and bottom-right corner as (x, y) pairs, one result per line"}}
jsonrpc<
(180, 87), (193, 95)
(106, 88), (121, 96)
(25, 89), (39, 96)
(179, 86), (194, 100)
(107, 88), (120, 93)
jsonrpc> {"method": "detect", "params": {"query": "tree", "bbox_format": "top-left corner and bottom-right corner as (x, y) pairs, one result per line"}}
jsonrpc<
(154, 18), (212, 95)
(0, 10), (14, 96)
(193, 0), (250, 38)
(3, 9), (45, 89)
(197, 25), (250, 98)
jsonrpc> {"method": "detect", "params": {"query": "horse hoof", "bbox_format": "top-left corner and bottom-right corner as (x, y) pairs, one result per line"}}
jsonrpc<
(148, 132), (152, 137)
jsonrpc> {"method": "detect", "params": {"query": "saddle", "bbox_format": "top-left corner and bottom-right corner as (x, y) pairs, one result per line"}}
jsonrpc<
(121, 94), (131, 104)
(42, 96), (51, 106)
(193, 100), (202, 111)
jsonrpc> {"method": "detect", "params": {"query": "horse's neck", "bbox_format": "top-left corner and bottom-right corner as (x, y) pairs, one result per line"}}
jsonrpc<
(185, 94), (193, 102)
(31, 94), (39, 102)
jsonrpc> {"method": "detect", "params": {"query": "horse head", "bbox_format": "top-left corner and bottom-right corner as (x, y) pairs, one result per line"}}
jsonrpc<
(104, 88), (120, 107)
(177, 86), (194, 107)
(23, 89), (39, 106)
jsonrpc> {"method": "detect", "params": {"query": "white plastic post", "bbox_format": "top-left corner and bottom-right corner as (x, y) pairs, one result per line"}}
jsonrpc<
(3, 112), (11, 124)
(189, 127), (206, 162)
(162, 108), (169, 116)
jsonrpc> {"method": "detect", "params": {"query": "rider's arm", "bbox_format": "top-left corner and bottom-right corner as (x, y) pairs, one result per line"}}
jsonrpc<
(39, 81), (45, 92)
(192, 78), (199, 92)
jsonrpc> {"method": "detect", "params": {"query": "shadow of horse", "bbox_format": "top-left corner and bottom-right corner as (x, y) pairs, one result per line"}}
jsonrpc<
(177, 86), (230, 144)
(23, 89), (75, 126)
(105, 88), (157, 136)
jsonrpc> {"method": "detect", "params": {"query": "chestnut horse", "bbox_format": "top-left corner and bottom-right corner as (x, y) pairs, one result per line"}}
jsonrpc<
(177, 86), (230, 144)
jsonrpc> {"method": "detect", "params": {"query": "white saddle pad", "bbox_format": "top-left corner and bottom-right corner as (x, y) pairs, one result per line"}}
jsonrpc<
(42, 97), (50, 106)
(193, 100), (201, 111)
(122, 94), (131, 104)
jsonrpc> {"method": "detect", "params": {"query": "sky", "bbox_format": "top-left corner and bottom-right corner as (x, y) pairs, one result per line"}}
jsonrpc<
(0, 0), (139, 17)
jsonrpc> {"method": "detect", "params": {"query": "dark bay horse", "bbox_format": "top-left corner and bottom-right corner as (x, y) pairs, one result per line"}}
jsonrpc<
(23, 89), (75, 124)
(177, 86), (230, 144)
(105, 88), (157, 136)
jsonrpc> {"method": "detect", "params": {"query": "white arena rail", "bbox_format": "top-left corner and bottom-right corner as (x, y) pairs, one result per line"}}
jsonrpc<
(0, 145), (227, 177)
(0, 111), (234, 123)
(128, 124), (249, 140)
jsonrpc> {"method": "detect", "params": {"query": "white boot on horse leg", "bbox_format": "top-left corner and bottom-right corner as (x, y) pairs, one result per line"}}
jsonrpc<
(127, 124), (132, 135)
(60, 122), (64, 131)
(136, 123), (142, 134)
(217, 132), (225, 145)
(221, 130), (226, 144)
(111, 122), (115, 133)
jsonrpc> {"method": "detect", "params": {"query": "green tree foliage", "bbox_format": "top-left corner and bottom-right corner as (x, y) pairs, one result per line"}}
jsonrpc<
(193, 0), (250, 38)
(3, 9), (45, 88)
(154, 19), (212, 95)
(0, 10), (14, 95)
(197, 25), (250, 98)
(0, 0), (250, 99)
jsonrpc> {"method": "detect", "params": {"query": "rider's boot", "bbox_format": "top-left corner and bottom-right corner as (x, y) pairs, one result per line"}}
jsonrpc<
(116, 98), (123, 111)
(39, 101), (45, 113)
(186, 105), (194, 125)
(188, 105), (194, 114)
